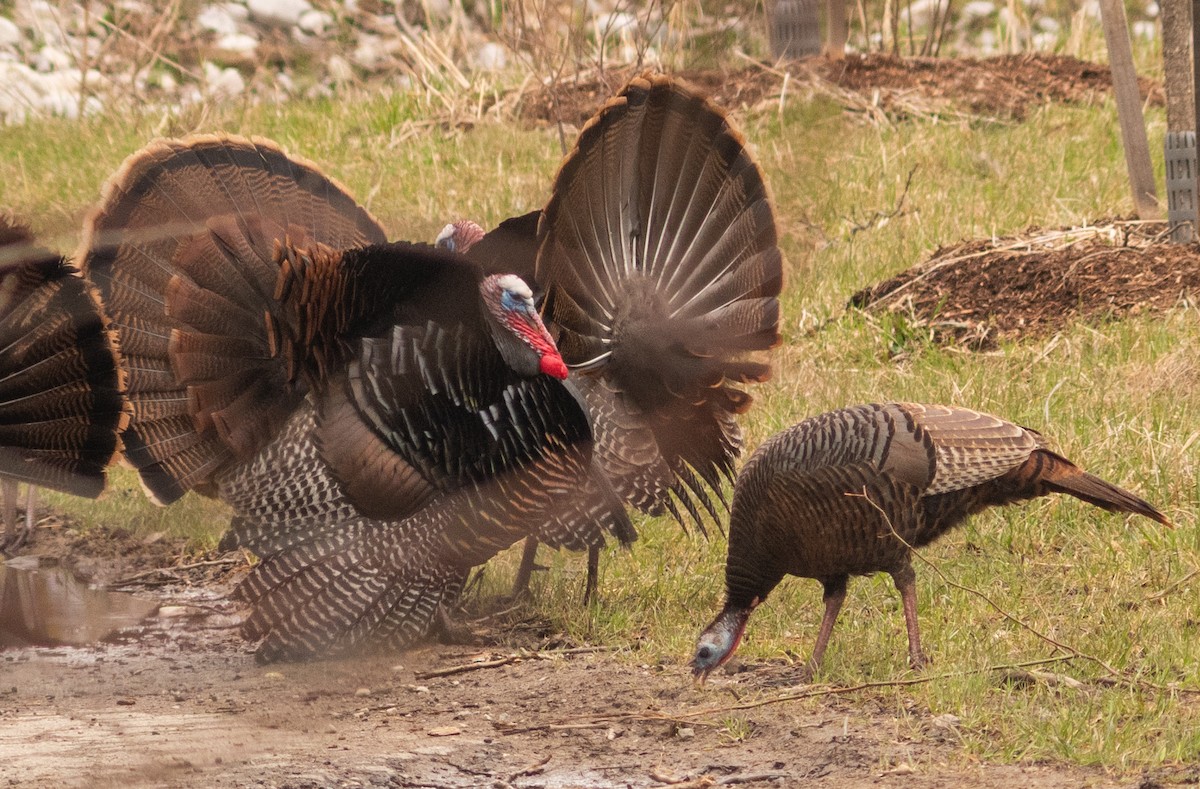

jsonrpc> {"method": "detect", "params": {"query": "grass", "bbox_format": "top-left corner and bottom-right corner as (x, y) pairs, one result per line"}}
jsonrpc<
(2, 68), (1197, 773)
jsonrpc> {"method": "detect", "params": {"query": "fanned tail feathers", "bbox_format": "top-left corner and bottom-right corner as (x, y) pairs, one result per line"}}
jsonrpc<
(537, 74), (782, 534)
(78, 134), (386, 503)
(0, 215), (126, 497)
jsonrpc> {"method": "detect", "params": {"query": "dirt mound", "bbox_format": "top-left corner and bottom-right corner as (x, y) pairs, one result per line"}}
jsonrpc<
(518, 53), (1164, 126)
(851, 221), (1200, 350)
(814, 53), (1164, 120)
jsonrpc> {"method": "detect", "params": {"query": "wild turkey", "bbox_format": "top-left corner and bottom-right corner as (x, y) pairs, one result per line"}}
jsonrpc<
(690, 402), (1171, 681)
(445, 75), (783, 600)
(77, 74), (779, 661)
(0, 214), (126, 552)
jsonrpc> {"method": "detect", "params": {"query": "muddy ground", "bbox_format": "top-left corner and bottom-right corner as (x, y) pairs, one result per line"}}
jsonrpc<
(0, 544), (1143, 789)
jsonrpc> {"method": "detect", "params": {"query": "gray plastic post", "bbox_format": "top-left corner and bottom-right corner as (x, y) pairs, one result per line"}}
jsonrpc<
(770, 0), (821, 60)
(1165, 131), (1197, 242)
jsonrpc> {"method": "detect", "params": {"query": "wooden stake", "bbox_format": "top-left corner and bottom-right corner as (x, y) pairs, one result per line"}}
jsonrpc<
(825, 0), (849, 58)
(1161, 0), (1193, 131)
(1098, 0), (1160, 218)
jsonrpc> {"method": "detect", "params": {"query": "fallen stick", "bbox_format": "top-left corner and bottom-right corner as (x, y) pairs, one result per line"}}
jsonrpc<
(113, 556), (245, 585)
(414, 645), (614, 680)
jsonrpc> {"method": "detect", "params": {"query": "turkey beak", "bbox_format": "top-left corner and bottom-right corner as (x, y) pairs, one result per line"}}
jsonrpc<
(690, 663), (713, 686)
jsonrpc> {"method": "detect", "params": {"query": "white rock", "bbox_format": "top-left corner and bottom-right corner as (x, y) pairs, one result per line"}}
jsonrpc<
(1146, 1), (1159, 16)
(297, 9), (331, 35)
(34, 45), (71, 71)
(977, 28), (997, 53)
(40, 87), (79, 119)
(247, 0), (312, 28)
(596, 11), (637, 35)
(903, 0), (948, 27)
(197, 4), (243, 35)
(1031, 31), (1058, 50)
(1131, 20), (1156, 39)
(204, 62), (245, 99)
(0, 17), (22, 48)
(327, 53), (353, 83)
(472, 41), (506, 72)
(216, 32), (259, 54)
(352, 34), (387, 71)
(960, 0), (995, 19)
(1035, 16), (1059, 33)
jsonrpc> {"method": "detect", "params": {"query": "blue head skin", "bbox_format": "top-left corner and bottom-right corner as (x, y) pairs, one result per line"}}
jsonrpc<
(690, 603), (755, 682)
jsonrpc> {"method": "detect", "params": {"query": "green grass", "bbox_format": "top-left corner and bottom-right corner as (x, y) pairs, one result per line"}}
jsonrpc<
(2, 75), (1197, 772)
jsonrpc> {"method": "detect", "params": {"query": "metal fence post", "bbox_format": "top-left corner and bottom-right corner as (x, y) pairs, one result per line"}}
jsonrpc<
(769, 0), (821, 60)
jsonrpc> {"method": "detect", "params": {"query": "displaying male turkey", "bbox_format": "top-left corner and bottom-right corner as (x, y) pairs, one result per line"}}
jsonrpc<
(690, 402), (1171, 681)
(445, 74), (783, 600)
(78, 73), (779, 661)
(0, 214), (126, 552)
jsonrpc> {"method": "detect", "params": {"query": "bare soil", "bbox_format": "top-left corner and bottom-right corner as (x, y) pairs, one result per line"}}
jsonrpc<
(519, 53), (1165, 127)
(0, 517), (1164, 789)
(851, 221), (1200, 350)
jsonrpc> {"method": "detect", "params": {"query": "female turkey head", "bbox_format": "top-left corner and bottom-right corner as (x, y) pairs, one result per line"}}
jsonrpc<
(435, 220), (485, 254)
(690, 604), (754, 683)
(480, 273), (568, 380)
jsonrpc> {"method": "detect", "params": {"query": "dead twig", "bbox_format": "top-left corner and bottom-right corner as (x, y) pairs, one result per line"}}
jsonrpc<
(719, 775), (792, 786)
(1147, 568), (1198, 602)
(507, 755), (551, 782)
(848, 165), (917, 237)
(415, 645), (615, 680)
(497, 656), (1075, 736)
(113, 556), (246, 586)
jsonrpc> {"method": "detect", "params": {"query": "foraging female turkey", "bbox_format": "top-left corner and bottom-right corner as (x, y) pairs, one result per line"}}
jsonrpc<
(77, 73), (779, 661)
(690, 402), (1171, 681)
(0, 215), (126, 552)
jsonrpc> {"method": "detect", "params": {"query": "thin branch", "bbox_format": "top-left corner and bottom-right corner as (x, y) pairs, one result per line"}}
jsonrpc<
(113, 556), (246, 585)
(848, 165), (917, 236)
(415, 645), (615, 680)
(497, 655), (1079, 736)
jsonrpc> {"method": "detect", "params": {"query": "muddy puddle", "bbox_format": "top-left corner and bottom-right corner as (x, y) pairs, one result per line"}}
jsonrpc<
(0, 557), (159, 648)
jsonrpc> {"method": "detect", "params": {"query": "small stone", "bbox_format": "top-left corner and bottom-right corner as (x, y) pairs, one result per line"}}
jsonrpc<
(215, 32), (259, 55)
(158, 605), (193, 618)
(264, 671), (285, 681)
(960, 0), (995, 18)
(34, 45), (70, 72)
(203, 63), (245, 99)
(676, 727), (695, 739)
(247, 0), (312, 28)
(427, 726), (461, 737)
(471, 41), (506, 72)
(931, 713), (961, 730)
(354, 687), (371, 697)
(297, 9), (331, 35)
(197, 4), (242, 35)
(351, 35), (387, 71)
(0, 17), (21, 48)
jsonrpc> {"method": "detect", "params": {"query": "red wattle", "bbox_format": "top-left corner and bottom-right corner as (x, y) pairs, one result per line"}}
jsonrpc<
(540, 353), (569, 380)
